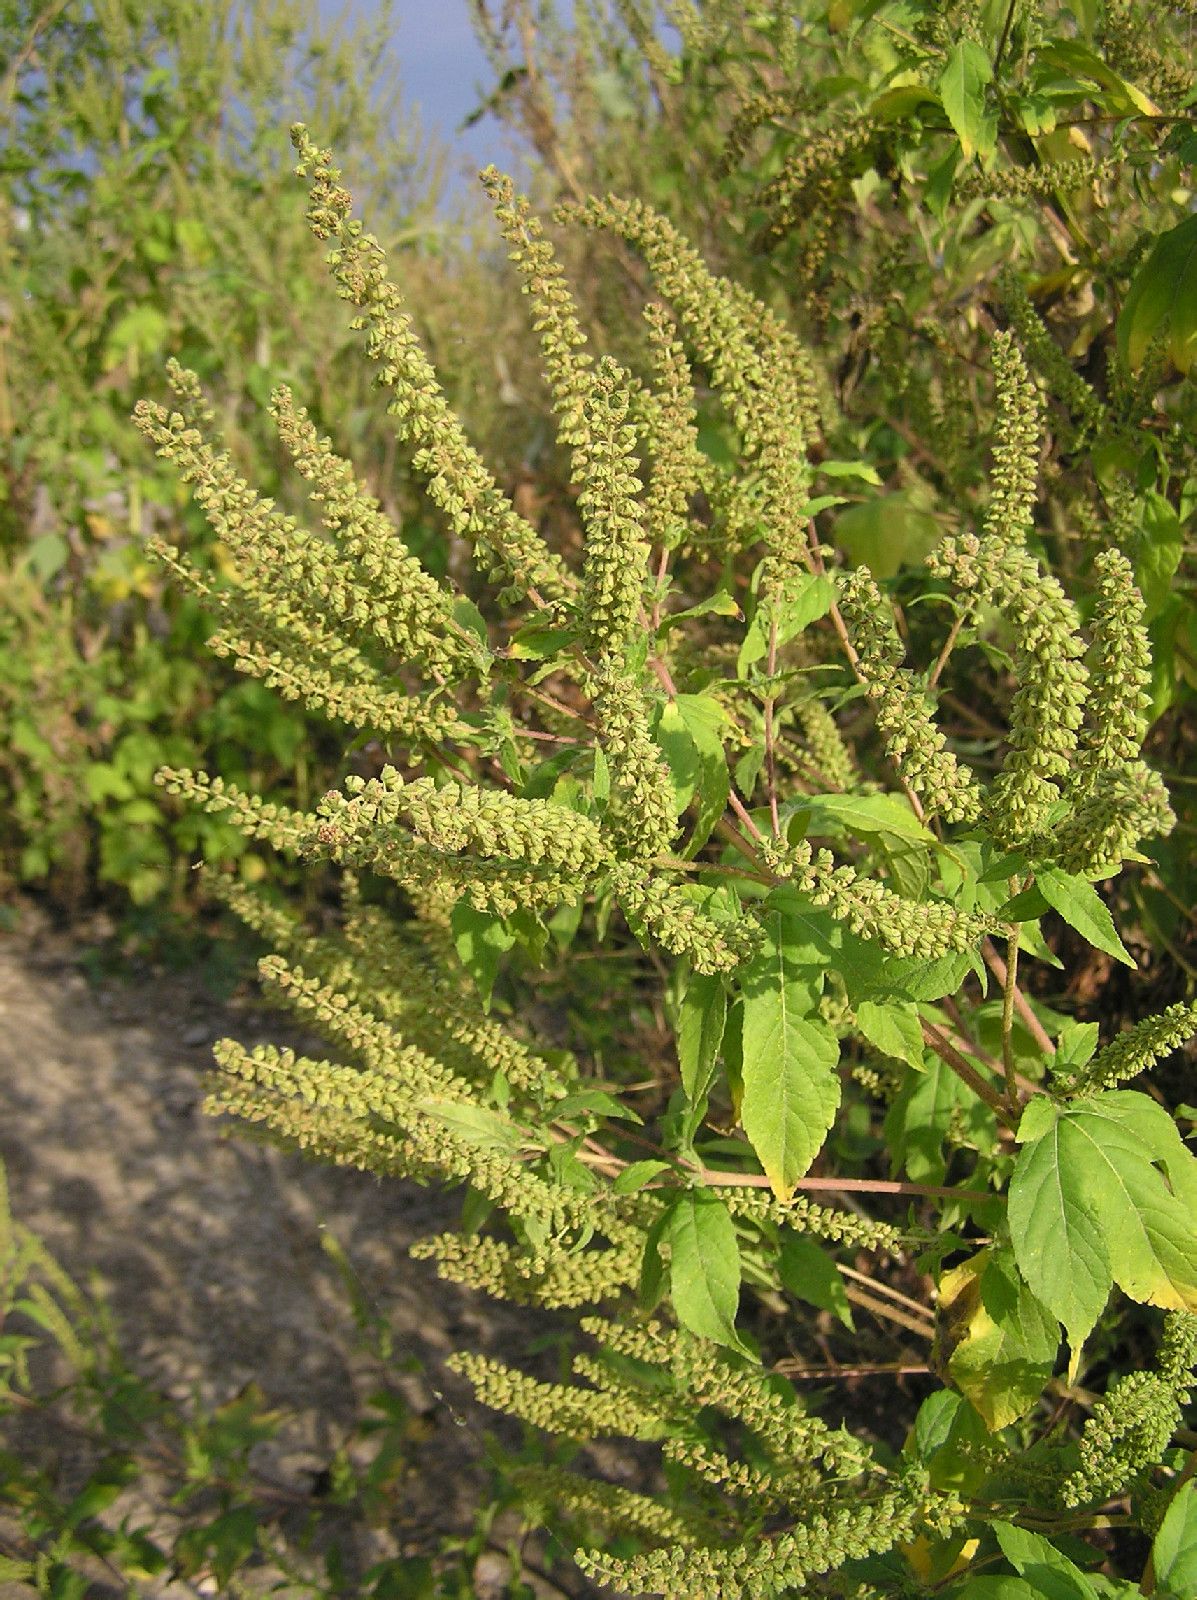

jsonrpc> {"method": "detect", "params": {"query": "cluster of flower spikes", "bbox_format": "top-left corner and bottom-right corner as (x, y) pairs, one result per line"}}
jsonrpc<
(451, 1319), (966, 1600)
(1059, 1312), (1197, 1509)
(910, 330), (1175, 873)
(140, 126), (1178, 1600)
(133, 365), (478, 745)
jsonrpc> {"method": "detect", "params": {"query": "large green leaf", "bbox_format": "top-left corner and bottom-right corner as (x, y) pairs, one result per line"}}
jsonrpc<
(1034, 867), (1134, 967)
(1009, 1093), (1197, 1365)
(937, 1249), (1059, 1430)
(1153, 1481), (1197, 1600)
(992, 1522), (1099, 1600)
(1117, 213), (1197, 374)
(738, 921), (840, 1199)
(664, 1190), (747, 1353)
(938, 39), (996, 161)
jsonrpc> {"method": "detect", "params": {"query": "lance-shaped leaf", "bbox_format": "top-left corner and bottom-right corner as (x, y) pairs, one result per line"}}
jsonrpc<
(676, 970), (727, 1145)
(938, 38), (997, 162)
(738, 917), (840, 1200)
(1009, 1092), (1197, 1369)
(1034, 867), (1134, 968)
(664, 1190), (747, 1353)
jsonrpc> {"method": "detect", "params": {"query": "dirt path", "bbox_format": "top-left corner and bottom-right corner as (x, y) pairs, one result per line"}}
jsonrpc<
(0, 909), (576, 1591)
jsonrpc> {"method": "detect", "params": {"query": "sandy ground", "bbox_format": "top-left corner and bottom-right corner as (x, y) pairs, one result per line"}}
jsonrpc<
(0, 908), (587, 1595)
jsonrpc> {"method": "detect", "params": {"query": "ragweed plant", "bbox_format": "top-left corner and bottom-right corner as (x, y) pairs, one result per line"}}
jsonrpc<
(138, 128), (1197, 1599)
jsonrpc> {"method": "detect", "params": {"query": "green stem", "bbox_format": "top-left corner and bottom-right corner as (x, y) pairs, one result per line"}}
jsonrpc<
(1002, 921), (1023, 1114)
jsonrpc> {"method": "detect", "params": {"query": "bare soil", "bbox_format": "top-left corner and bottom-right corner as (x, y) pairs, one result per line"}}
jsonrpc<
(0, 904), (584, 1595)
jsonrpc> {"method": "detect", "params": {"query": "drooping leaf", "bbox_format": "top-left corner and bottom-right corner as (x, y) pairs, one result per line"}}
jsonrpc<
(451, 902), (516, 1010)
(653, 694), (729, 852)
(856, 998), (925, 1071)
(938, 38), (997, 162)
(779, 1234), (853, 1328)
(1117, 213), (1197, 374)
(676, 970), (727, 1144)
(664, 1190), (747, 1353)
(937, 1249), (1059, 1430)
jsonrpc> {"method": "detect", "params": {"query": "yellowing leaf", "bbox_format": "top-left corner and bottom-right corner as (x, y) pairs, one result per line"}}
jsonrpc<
(936, 1249), (1059, 1430)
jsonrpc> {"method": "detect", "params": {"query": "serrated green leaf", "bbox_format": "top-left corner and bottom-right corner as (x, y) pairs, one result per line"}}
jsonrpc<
(992, 1522), (1099, 1600)
(414, 1099), (521, 1156)
(1117, 213), (1197, 374)
(739, 931), (840, 1199)
(1153, 1481), (1197, 1600)
(1009, 1092), (1197, 1369)
(1035, 867), (1134, 967)
(664, 1190), (747, 1352)
(856, 998), (925, 1070)
(612, 1159), (672, 1194)
(938, 38), (996, 161)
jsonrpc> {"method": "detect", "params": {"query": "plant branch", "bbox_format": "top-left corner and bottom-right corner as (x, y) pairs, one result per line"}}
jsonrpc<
(921, 1021), (1018, 1128)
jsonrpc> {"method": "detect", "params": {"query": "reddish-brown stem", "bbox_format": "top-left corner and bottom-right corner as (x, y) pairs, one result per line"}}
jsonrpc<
(775, 1361), (931, 1379)
(691, 1169), (991, 1203)
(725, 790), (765, 844)
(921, 1022), (1018, 1128)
